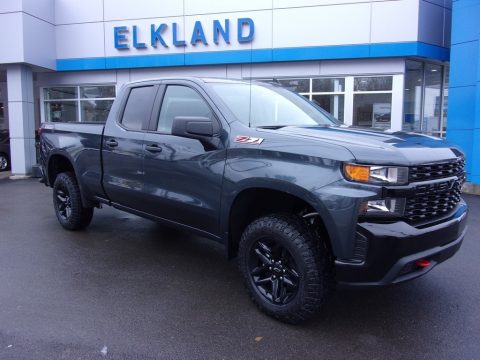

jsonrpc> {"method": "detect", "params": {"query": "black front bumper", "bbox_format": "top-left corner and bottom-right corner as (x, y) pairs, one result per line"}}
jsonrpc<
(335, 201), (468, 287)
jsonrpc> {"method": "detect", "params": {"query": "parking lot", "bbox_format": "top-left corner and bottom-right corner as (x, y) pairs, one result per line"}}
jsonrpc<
(0, 178), (479, 360)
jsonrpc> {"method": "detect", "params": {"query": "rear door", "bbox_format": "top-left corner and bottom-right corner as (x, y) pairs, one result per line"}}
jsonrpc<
(102, 84), (158, 209)
(142, 81), (227, 237)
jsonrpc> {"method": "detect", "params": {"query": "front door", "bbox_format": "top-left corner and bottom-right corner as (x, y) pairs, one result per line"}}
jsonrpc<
(142, 82), (227, 237)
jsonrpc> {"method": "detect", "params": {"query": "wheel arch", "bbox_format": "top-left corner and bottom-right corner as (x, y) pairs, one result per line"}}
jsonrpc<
(224, 182), (335, 260)
(47, 152), (76, 186)
(46, 152), (95, 208)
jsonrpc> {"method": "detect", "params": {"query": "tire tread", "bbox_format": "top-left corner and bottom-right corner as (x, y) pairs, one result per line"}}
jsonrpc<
(238, 213), (335, 324)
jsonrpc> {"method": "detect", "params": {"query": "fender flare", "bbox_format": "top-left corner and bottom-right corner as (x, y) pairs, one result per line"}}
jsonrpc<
(220, 178), (339, 256)
(46, 151), (95, 208)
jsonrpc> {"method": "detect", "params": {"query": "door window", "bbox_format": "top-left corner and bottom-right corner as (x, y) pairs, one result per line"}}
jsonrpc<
(121, 86), (155, 131)
(157, 86), (213, 133)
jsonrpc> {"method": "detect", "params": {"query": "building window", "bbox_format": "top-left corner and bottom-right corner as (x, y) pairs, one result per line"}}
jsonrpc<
(423, 63), (443, 136)
(42, 85), (116, 123)
(403, 60), (447, 137)
(268, 77), (346, 122)
(276, 78), (310, 94)
(256, 75), (402, 128)
(442, 66), (449, 137)
(311, 78), (345, 122)
(403, 60), (423, 132)
(353, 76), (393, 129)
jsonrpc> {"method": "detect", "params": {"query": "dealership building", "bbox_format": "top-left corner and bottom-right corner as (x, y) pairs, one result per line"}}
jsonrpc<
(0, 0), (478, 187)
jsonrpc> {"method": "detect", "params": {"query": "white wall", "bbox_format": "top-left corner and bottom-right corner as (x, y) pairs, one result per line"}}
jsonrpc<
(0, 0), (55, 69)
(0, 0), (449, 68)
(23, 12), (56, 69)
(0, 0), (22, 13)
(53, 0), (446, 62)
(0, 12), (25, 64)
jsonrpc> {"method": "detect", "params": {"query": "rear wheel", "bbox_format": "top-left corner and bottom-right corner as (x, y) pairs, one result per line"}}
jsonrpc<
(53, 172), (93, 230)
(238, 213), (334, 324)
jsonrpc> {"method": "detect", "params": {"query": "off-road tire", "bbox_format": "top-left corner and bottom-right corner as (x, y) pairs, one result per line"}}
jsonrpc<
(53, 172), (93, 230)
(238, 213), (335, 324)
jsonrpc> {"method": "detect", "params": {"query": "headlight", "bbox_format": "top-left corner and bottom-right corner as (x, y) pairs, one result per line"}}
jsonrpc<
(343, 163), (408, 185)
(359, 198), (405, 217)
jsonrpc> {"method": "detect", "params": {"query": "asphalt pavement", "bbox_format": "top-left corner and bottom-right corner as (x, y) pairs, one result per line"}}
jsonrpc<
(0, 178), (479, 360)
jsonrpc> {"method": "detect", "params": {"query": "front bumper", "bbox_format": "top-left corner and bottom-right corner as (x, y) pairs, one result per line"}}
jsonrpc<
(335, 201), (468, 287)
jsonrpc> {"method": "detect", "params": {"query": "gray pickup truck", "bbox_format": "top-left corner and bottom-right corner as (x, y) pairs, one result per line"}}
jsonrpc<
(40, 77), (468, 323)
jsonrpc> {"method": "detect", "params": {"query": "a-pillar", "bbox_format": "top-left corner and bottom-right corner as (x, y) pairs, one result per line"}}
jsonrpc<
(7, 64), (36, 177)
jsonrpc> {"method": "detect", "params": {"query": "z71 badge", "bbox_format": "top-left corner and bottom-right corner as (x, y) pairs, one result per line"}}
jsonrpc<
(235, 136), (264, 145)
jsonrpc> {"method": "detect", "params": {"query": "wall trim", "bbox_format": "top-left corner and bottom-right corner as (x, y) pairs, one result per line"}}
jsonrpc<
(56, 41), (450, 71)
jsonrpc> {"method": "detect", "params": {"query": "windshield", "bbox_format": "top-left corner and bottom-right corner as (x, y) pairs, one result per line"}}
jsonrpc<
(209, 82), (338, 128)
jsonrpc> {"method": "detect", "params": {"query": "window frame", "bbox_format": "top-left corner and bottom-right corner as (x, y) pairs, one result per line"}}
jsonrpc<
(351, 75), (394, 129)
(117, 84), (159, 132)
(40, 84), (116, 124)
(310, 78), (346, 122)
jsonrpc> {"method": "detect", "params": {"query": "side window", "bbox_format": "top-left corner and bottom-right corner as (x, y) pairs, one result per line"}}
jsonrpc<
(121, 86), (155, 130)
(157, 85), (213, 133)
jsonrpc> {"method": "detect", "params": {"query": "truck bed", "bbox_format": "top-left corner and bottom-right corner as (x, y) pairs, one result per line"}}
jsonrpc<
(41, 122), (106, 202)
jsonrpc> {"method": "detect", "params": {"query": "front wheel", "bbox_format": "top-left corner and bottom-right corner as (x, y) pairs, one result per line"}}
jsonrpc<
(53, 172), (93, 230)
(238, 213), (334, 324)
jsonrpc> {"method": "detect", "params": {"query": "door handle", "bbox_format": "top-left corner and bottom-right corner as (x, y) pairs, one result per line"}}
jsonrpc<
(105, 139), (118, 148)
(145, 144), (163, 153)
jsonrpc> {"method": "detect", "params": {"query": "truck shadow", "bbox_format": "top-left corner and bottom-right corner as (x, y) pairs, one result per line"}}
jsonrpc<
(71, 203), (471, 359)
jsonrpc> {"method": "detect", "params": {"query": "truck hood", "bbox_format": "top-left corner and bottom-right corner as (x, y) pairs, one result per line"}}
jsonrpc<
(276, 126), (463, 165)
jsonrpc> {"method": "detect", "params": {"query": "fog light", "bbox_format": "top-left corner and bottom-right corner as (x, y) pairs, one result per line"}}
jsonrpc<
(359, 198), (405, 217)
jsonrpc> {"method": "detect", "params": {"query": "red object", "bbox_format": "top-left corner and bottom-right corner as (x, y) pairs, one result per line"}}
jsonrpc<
(416, 259), (431, 268)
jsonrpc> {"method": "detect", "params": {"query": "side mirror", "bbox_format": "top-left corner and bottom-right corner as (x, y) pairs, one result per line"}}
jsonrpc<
(171, 116), (216, 139)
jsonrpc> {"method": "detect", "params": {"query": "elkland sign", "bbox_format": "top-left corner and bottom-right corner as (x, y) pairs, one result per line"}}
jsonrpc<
(114, 18), (255, 50)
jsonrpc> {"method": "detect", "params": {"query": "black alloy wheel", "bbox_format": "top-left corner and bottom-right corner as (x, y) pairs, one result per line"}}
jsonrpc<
(238, 213), (335, 324)
(248, 238), (300, 305)
(54, 186), (72, 221)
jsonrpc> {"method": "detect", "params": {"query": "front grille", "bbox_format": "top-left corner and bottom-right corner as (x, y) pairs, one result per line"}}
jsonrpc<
(405, 182), (462, 222)
(409, 158), (465, 182)
(405, 158), (465, 223)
